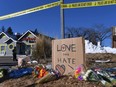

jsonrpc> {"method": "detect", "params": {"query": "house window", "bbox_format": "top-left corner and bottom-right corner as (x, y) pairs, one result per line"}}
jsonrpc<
(0, 45), (6, 55)
(0, 44), (6, 51)
(1, 46), (5, 51)
(8, 44), (14, 50)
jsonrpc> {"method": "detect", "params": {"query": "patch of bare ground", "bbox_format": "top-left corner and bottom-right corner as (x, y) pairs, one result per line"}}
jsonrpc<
(0, 53), (116, 87)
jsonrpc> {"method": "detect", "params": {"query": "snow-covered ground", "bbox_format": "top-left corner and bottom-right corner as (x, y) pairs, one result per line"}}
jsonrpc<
(85, 40), (116, 54)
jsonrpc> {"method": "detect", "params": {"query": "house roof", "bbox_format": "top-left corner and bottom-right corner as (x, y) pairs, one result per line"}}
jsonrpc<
(0, 30), (54, 42)
(18, 30), (37, 40)
(4, 38), (17, 43)
(18, 30), (54, 40)
(0, 32), (17, 42)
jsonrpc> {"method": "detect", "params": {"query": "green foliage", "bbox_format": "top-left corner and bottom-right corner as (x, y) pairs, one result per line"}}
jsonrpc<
(34, 29), (38, 34)
(6, 27), (13, 35)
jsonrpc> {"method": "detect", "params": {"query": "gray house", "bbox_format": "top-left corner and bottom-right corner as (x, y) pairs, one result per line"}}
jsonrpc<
(0, 32), (17, 56)
(0, 30), (53, 56)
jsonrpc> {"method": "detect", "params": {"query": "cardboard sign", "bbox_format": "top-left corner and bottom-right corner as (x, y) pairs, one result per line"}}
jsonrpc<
(52, 37), (85, 75)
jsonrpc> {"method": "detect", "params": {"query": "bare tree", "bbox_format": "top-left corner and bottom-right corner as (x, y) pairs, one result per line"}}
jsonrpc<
(65, 27), (98, 45)
(65, 27), (88, 38)
(93, 24), (111, 46)
(65, 24), (111, 46)
(84, 28), (98, 45)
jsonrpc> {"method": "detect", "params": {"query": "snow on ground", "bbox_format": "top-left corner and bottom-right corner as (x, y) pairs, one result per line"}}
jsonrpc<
(85, 40), (116, 54)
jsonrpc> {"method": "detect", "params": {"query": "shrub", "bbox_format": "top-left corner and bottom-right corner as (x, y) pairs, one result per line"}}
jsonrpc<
(32, 36), (52, 62)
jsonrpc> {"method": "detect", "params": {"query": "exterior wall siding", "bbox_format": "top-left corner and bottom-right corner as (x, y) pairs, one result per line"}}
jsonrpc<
(5, 41), (16, 56)
(0, 34), (9, 44)
(0, 34), (9, 56)
(0, 33), (16, 56)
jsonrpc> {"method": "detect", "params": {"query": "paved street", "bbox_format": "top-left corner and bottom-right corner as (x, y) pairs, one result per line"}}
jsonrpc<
(0, 56), (17, 66)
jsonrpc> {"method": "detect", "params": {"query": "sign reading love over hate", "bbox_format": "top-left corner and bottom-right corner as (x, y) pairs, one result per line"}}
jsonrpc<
(52, 37), (85, 75)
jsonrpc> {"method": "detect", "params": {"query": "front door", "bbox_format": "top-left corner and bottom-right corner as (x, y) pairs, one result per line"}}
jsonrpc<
(25, 45), (31, 55)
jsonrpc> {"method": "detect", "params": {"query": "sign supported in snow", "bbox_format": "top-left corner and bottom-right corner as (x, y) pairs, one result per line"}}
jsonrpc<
(52, 37), (85, 75)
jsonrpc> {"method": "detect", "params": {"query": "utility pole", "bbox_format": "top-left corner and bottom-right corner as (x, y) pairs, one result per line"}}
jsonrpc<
(112, 26), (116, 48)
(60, 0), (65, 39)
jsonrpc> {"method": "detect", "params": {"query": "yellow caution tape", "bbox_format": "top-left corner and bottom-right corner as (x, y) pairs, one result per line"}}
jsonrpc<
(0, 1), (61, 20)
(61, 0), (116, 9)
(0, 0), (115, 20)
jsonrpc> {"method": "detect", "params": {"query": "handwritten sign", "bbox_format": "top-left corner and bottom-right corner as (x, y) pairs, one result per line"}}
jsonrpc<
(52, 37), (85, 75)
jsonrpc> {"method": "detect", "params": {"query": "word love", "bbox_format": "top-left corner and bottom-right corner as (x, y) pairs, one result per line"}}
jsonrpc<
(57, 44), (76, 52)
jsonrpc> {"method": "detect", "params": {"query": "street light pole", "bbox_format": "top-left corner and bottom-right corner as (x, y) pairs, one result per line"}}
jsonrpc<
(60, 0), (65, 39)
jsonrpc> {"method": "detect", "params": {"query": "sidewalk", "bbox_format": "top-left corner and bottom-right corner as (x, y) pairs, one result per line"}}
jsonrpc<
(0, 56), (17, 66)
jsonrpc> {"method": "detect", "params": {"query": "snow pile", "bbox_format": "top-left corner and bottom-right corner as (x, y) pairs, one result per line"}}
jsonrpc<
(85, 40), (116, 54)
